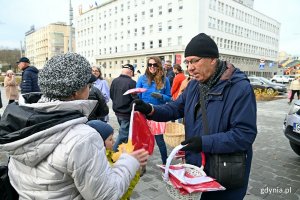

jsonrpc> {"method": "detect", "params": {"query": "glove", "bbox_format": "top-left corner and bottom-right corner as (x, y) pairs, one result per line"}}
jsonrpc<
(151, 92), (163, 99)
(133, 99), (153, 115)
(181, 137), (202, 153)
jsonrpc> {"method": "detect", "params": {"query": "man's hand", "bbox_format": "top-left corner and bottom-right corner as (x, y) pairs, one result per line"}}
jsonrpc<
(151, 92), (162, 99)
(181, 137), (202, 153)
(133, 99), (153, 115)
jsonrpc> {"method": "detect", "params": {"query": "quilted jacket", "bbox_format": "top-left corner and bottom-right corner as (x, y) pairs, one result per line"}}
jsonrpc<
(0, 100), (139, 200)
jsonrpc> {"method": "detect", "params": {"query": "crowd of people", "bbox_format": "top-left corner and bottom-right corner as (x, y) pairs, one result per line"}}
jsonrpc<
(0, 33), (258, 200)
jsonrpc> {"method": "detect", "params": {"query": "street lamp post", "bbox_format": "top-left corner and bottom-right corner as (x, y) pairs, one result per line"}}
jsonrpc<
(69, 0), (73, 52)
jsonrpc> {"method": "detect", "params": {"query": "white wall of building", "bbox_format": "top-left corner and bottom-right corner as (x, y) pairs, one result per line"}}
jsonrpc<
(75, 0), (280, 78)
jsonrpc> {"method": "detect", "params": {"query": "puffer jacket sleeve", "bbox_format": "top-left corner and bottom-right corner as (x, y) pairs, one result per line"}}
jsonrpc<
(68, 127), (140, 200)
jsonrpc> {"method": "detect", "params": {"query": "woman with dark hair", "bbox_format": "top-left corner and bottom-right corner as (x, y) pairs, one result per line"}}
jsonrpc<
(136, 56), (171, 164)
(92, 66), (110, 122)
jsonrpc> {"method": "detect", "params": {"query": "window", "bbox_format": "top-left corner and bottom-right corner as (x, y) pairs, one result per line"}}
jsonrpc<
(121, 4), (124, 12)
(141, 26), (145, 35)
(127, 16), (130, 24)
(142, 42), (145, 49)
(150, 9), (153, 17)
(134, 14), (137, 22)
(134, 43), (137, 50)
(178, 0), (183, 9)
(158, 39), (162, 47)
(178, 18), (183, 29)
(158, 6), (162, 15)
(168, 3), (172, 13)
(127, 30), (130, 38)
(158, 22), (162, 32)
(178, 36), (182, 45)
(150, 40), (153, 48)
(167, 20), (172, 30)
(149, 24), (153, 34)
(115, 6), (118, 14)
(168, 38), (172, 46)
(134, 28), (137, 36)
(141, 11), (145, 19)
(121, 18), (124, 26)
(127, 1), (130, 9)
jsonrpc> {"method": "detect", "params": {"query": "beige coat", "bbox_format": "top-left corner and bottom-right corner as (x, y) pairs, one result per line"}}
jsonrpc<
(4, 75), (19, 100)
(290, 79), (300, 91)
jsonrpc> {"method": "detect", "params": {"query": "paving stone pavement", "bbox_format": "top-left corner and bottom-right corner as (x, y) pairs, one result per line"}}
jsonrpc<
(1, 87), (299, 200)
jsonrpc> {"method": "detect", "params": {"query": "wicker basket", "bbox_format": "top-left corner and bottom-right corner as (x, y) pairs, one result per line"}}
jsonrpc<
(164, 122), (185, 147)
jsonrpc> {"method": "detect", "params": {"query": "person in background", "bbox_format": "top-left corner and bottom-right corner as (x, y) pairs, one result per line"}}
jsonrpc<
(136, 56), (171, 165)
(177, 72), (192, 97)
(110, 64), (137, 152)
(133, 33), (257, 200)
(4, 70), (19, 104)
(0, 89), (2, 110)
(87, 120), (140, 200)
(164, 60), (175, 87)
(288, 76), (300, 104)
(92, 66), (110, 122)
(17, 57), (40, 94)
(171, 64), (186, 100)
(0, 53), (149, 199)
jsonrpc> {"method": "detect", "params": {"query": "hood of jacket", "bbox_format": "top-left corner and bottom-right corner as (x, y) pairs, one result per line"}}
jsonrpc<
(0, 100), (97, 167)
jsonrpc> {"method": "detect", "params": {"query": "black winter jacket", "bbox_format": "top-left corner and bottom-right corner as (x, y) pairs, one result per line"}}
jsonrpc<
(88, 86), (109, 120)
(110, 74), (136, 119)
(20, 66), (40, 94)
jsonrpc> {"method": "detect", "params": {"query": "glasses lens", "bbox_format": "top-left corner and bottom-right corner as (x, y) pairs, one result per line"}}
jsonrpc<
(148, 63), (158, 67)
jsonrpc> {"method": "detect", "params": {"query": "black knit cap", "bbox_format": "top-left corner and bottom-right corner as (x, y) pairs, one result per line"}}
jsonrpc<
(184, 33), (219, 58)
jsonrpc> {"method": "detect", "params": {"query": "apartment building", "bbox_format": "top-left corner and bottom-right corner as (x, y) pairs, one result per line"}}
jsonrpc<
(75, 0), (280, 78)
(25, 22), (75, 69)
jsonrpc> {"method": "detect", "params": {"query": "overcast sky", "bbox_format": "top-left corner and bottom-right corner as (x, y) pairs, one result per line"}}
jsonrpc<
(0, 0), (299, 55)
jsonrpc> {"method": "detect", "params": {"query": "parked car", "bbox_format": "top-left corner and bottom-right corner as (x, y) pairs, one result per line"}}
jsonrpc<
(283, 100), (300, 156)
(270, 75), (289, 83)
(248, 76), (287, 94)
(286, 75), (296, 82)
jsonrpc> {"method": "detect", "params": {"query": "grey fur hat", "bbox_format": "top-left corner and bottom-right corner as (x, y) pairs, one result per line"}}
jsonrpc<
(39, 53), (95, 99)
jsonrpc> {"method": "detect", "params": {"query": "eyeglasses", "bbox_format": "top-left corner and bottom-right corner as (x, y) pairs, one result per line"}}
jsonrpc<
(147, 63), (158, 68)
(183, 57), (203, 65)
(92, 69), (100, 72)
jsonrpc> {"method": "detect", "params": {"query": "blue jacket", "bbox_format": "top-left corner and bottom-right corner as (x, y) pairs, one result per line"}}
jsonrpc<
(136, 74), (171, 105)
(21, 66), (40, 94)
(151, 62), (257, 200)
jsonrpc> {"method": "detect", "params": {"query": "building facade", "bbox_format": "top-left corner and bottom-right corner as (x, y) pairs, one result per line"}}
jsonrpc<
(75, 0), (280, 78)
(25, 22), (75, 69)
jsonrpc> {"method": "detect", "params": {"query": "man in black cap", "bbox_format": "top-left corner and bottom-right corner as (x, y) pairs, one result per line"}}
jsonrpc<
(133, 33), (257, 200)
(110, 64), (137, 151)
(17, 57), (40, 94)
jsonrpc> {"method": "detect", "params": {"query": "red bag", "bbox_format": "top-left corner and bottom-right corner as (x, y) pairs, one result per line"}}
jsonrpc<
(130, 110), (155, 155)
